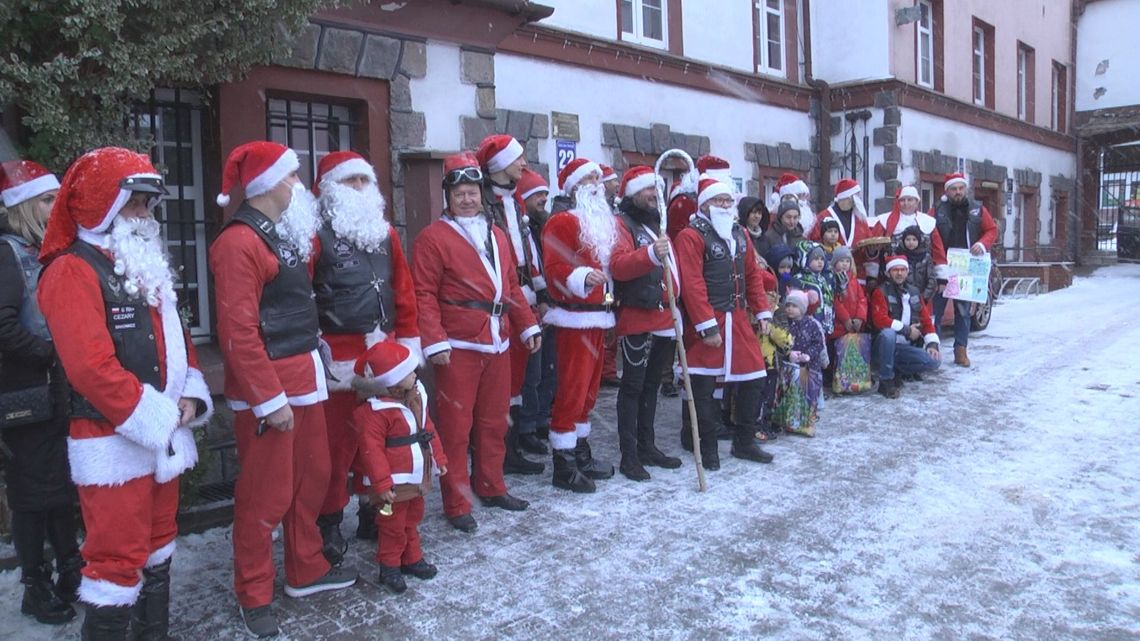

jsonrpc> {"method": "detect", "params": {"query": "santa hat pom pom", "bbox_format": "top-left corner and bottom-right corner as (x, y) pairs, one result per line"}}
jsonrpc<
(807, 289), (820, 306)
(216, 193), (231, 207)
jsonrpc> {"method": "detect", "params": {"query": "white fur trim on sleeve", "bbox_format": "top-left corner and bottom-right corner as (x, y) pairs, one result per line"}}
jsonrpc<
(326, 359), (359, 392)
(116, 385), (180, 453)
(647, 245), (662, 267)
(574, 422), (591, 438)
(423, 340), (451, 358)
(890, 320), (904, 332)
(397, 337), (424, 367)
(79, 576), (143, 607)
(694, 318), (718, 333)
(923, 333), (940, 346)
(519, 324), (542, 342)
(566, 266), (595, 299)
(935, 264), (950, 280)
(180, 368), (215, 429)
(153, 426), (198, 484)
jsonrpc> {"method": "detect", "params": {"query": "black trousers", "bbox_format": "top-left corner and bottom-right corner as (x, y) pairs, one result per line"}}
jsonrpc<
(616, 333), (676, 458)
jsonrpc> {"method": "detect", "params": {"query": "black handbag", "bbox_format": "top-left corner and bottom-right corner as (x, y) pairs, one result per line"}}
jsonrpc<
(0, 372), (53, 429)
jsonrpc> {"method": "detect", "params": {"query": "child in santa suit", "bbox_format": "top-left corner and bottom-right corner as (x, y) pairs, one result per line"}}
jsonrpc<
(351, 342), (447, 594)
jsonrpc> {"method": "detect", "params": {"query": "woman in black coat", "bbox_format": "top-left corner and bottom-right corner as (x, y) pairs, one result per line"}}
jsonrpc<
(737, 196), (770, 264)
(0, 163), (81, 625)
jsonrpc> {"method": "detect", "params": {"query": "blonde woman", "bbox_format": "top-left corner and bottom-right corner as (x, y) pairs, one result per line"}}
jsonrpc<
(0, 159), (81, 625)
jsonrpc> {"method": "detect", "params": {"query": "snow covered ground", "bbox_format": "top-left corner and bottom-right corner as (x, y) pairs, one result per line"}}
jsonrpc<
(3, 265), (1139, 640)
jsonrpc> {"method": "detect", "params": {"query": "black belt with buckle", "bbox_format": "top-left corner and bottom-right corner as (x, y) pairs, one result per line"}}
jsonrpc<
(386, 431), (435, 447)
(442, 299), (505, 317)
(556, 302), (614, 312)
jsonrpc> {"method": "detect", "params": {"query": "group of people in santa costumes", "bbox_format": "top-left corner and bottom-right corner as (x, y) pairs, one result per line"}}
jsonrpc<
(37, 147), (214, 640)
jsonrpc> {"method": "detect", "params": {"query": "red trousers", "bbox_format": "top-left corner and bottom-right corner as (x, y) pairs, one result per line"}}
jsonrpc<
(78, 475), (179, 606)
(432, 348), (509, 517)
(375, 497), (425, 567)
(508, 338), (530, 406)
(550, 328), (606, 450)
(320, 391), (358, 515)
(232, 404), (331, 608)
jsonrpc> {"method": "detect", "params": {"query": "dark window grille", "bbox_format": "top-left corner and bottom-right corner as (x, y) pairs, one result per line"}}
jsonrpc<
(266, 98), (358, 187)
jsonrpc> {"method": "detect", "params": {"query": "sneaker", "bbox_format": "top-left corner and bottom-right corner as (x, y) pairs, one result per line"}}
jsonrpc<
(240, 605), (279, 638)
(284, 567), (358, 598)
(377, 565), (407, 594)
(400, 559), (439, 580)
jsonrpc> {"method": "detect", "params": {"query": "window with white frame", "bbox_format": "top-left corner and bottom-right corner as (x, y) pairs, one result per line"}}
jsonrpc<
(920, 182), (935, 214)
(755, 0), (785, 76)
(1017, 46), (1028, 120)
(972, 26), (986, 106)
(916, 0), (934, 88)
(620, 0), (667, 49)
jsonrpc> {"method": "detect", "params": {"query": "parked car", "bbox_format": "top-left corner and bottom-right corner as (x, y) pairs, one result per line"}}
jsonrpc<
(1117, 206), (1140, 260)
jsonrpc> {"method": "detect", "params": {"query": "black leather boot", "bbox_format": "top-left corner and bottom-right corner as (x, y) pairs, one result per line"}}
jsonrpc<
(574, 437), (614, 480)
(551, 449), (595, 493)
(504, 407), (544, 475)
(81, 604), (131, 641)
(730, 423), (774, 463)
(638, 415), (681, 469)
(730, 379), (773, 463)
(55, 551), (84, 604)
(317, 510), (347, 566)
(21, 562), (75, 624)
(356, 500), (378, 541)
(130, 559), (173, 640)
(690, 375), (721, 470)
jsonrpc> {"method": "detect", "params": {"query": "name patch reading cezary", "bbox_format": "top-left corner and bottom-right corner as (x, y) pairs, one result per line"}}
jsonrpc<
(110, 306), (139, 331)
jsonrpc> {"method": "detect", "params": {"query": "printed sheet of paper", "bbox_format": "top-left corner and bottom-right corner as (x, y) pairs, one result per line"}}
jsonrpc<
(945, 248), (991, 304)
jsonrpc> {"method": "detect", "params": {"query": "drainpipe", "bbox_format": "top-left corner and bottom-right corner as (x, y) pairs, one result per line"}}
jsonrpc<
(807, 78), (831, 206)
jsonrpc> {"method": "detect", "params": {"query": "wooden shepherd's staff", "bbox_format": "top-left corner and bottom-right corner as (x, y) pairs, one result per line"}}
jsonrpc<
(653, 148), (706, 492)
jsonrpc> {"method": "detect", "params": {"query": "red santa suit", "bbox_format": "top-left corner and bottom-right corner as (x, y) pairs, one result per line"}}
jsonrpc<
(210, 143), (334, 609)
(831, 269), (869, 340)
(675, 215), (772, 381)
(351, 343), (445, 569)
(809, 179), (877, 281)
(541, 161), (616, 452)
(412, 213), (538, 517)
(308, 152), (420, 519)
(36, 147), (213, 607)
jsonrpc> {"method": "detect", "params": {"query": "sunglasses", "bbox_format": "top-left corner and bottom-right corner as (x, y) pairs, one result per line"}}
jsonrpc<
(443, 166), (483, 186)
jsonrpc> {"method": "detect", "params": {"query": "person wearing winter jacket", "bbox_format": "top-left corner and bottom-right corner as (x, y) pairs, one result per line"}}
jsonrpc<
(896, 225), (938, 302)
(829, 246), (867, 340)
(0, 160), (82, 625)
(773, 290), (825, 436)
(869, 256), (942, 398)
(755, 200), (804, 261)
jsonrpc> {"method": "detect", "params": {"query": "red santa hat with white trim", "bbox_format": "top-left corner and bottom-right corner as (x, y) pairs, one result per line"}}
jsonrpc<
(354, 340), (418, 389)
(696, 155), (732, 185)
(941, 172), (968, 201)
(39, 147), (165, 263)
(558, 157), (601, 195)
(215, 141), (300, 207)
(884, 255), (910, 272)
(620, 165), (658, 199)
(697, 176), (734, 208)
(516, 168), (549, 202)
(476, 134), (525, 174)
(600, 164), (619, 183)
(1, 160), (60, 209)
(778, 172), (809, 198)
(313, 151), (377, 196)
(897, 185), (920, 201)
(832, 177), (867, 219)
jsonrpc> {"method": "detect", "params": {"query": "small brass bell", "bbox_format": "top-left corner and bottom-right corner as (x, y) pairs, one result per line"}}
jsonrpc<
(603, 290), (615, 306)
(378, 502), (394, 517)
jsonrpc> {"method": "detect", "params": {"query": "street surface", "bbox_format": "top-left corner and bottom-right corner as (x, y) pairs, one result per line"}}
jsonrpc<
(2, 265), (1139, 640)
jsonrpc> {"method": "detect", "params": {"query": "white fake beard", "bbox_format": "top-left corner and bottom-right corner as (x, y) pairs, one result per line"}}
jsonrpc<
(454, 214), (490, 257)
(320, 180), (390, 253)
(276, 183), (321, 262)
(573, 184), (617, 268)
(708, 205), (737, 242)
(107, 216), (177, 308)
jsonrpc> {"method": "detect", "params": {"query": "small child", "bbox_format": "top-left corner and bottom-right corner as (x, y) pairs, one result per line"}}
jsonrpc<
(819, 219), (842, 255)
(796, 242), (837, 336)
(352, 342), (448, 594)
(897, 225), (937, 302)
(765, 243), (798, 299)
(829, 246), (867, 339)
(773, 289), (825, 436)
